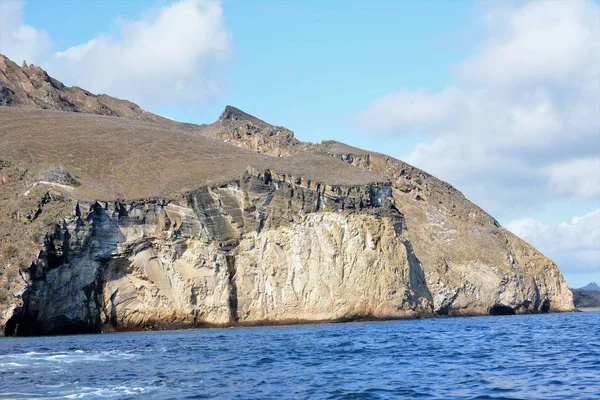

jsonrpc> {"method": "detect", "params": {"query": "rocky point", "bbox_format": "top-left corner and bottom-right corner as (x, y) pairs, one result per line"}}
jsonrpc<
(0, 54), (574, 336)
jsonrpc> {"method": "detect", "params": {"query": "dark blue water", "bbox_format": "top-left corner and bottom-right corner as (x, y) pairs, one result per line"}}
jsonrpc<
(1, 312), (598, 399)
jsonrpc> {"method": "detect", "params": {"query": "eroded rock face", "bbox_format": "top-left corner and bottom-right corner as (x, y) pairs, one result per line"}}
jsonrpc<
(4, 171), (435, 335)
(2, 167), (573, 336)
(0, 55), (575, 336)
(318, 146), (573, 316)
(233, 212), (432, 323)
(192, 119), (575, 319)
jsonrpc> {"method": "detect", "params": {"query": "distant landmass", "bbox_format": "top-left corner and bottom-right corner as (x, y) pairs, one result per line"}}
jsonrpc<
(0, 54), (574, 336)
(579, 282), (600, 291)
(571, 282), (600, 308)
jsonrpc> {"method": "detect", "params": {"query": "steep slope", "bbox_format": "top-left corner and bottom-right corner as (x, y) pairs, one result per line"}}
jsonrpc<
(0, 55), (574, 336)
(572, 290), (600, 308)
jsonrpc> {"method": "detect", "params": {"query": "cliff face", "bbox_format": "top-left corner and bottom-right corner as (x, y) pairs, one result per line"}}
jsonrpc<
(194, 112), (575, 317)
(0, 55), (574, 336)
(4, 170), (433, 335)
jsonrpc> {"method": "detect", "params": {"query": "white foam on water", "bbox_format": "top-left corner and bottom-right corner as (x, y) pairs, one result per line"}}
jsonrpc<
(4, 350), (138, 365)
(1, 362), (24, 367)
(38, 383), (68, 388)
(0, 361), (25, 372)
(0, 385), (150, 400)
(22, 351), (45, 356)
(63, 386), (147, 398)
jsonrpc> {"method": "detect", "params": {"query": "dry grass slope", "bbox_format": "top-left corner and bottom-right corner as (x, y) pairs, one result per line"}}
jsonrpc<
(0, 107), (385, 201)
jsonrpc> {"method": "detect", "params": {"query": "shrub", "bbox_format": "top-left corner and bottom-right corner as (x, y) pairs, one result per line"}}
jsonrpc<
(5, 269), (17, 281)
(2, 245), (16, 259)
(31, 228), (42, 244)
(18, 261), (30, 271)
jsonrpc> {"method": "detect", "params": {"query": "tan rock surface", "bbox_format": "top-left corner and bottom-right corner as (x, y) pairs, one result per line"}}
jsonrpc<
(197, 112), (574, 317)
(0, 55), (573, 336)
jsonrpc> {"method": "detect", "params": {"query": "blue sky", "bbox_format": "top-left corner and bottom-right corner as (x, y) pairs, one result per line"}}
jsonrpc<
(1, 0), (599, 287)
(18, 0), (473, 148)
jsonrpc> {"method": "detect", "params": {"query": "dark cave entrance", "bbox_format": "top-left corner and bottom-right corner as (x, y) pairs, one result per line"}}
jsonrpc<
(541, 299), (551, 313)
(489, 304), (516, 316)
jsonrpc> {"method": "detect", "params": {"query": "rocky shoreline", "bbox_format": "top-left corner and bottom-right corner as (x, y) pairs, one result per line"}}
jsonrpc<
(0, 55), (574, 336)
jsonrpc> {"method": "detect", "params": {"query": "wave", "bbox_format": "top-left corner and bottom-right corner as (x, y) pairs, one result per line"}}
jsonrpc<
(1, 350), (138, 366)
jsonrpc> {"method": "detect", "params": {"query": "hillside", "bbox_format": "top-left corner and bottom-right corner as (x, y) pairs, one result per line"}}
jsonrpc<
(0, 55), (574, 335)
(0, 107), (384, 200)
(0, 55), (193, 127)
(572, 283), (600, 308)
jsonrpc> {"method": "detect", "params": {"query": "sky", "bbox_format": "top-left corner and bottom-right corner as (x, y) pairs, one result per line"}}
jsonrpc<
(1, 0), (598, 287)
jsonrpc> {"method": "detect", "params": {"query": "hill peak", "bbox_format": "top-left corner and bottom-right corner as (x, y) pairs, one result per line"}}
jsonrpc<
(579, 282), (600, 291)
(220, 105), (265, 124)
(0, 53), (172, 125)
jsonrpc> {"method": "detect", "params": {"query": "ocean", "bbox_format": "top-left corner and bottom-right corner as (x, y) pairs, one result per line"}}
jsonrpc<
(1, 311), (598, 399)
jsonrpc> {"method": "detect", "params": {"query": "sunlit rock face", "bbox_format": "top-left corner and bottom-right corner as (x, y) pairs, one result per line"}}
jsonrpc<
(2, 171), (432, 335)
(0, 54), (573, 336)
(198, 114), (576, 321)
(2, 168), (572, 336)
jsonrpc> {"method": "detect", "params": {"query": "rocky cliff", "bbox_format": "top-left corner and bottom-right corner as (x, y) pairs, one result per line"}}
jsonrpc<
(195, 109), (575, 317)
(0, 55), (574, 336)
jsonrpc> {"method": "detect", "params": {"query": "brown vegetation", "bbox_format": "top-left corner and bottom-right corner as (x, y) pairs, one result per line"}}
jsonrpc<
(0, 107), (385, 201)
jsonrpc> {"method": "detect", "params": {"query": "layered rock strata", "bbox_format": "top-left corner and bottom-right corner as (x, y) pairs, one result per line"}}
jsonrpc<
(4, 171), (434, 335)
(197, 111), (575, 318)
(0, 54), (574, 336)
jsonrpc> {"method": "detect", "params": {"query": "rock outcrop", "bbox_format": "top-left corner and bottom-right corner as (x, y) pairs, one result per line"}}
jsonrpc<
(0, 55), (199, 131)
(194, 111), (575, 317)
(0, 55), (574, 336)
(199, 106), (301, 156)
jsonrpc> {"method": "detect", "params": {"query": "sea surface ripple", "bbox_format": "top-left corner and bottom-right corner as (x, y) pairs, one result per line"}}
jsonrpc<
(0, 311), (598, 399)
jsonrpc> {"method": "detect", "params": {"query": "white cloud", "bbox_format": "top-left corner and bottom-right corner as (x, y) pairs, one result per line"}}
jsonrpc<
(44, 0), (231, 107)
(355, 87), (460, 133)
(547, 157), (600, 199)
(0, 0), (51, 65)
(459, 0), (599, 89)
(355, 0), (600, 213)
(507, 209), (600, 273)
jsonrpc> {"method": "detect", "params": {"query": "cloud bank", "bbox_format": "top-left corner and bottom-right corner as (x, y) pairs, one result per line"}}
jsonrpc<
(356, 0), (600, 213)
(507, 209), (600, 276)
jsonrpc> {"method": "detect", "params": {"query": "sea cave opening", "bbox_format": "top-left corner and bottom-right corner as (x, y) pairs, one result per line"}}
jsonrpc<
(541, 299), (551, 313)
(489, 304), (516, 316)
